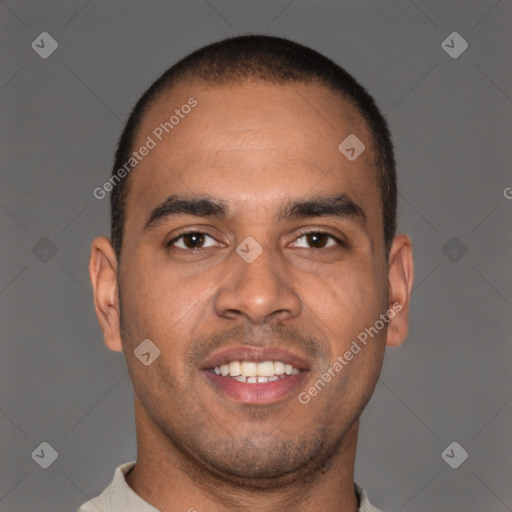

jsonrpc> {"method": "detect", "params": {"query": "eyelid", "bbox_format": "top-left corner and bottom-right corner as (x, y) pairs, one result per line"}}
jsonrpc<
(166, 229), (221, 249)
(165, 229), (207, 247)
(290, 228), (348, 249)
(165, 227), (347, 251)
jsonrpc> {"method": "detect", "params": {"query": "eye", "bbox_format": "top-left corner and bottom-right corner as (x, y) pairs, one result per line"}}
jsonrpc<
(291, 231), (343, 249)
(168, 231), (219, 250)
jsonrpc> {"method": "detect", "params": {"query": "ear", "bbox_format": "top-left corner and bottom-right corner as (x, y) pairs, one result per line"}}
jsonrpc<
(89, 236), (123, 352)
(386, 234), (414, 348)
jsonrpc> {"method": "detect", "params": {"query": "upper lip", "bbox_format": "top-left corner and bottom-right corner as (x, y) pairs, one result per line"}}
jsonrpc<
(201, 346), (311, 371)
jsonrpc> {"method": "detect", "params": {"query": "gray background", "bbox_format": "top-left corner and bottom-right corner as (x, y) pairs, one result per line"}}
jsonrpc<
(1, 1), (511, 511)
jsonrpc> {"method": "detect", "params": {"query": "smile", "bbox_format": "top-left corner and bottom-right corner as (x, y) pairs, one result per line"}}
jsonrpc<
(209, 360), (301, 383)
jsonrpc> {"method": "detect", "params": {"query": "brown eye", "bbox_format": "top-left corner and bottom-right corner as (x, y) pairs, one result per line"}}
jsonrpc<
(305, 233), (330, 248)
(182, 232), (206, 248)
(292, 232), (340, 249)
(168, 232), (218, 250)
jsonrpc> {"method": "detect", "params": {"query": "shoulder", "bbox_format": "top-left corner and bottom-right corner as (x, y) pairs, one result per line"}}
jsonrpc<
(75, 461), (149, 512)
(354, 482), (385, 512)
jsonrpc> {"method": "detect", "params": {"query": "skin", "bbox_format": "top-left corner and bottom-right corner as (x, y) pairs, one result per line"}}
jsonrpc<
(89, 79), (414, 512)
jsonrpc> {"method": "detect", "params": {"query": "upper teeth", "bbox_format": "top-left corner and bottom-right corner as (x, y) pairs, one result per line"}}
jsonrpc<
(212, 360), (301, 378)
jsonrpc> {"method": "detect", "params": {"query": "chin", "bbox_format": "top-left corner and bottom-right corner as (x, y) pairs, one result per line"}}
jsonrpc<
(191, 435), (329, 489)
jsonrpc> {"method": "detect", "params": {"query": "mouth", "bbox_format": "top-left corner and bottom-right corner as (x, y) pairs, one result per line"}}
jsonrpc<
(201, 347), (310, 404)
(208, 359), (301, 382)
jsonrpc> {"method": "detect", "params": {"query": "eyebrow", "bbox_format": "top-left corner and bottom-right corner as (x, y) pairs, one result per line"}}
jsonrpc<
(142, 193), (367, 233)
(143, 195), (229, 232)
(283, 194), (367, 228)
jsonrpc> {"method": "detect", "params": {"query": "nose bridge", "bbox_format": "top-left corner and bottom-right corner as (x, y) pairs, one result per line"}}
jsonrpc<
(241, 243), (279, 289)
(214, 239), (301, 324)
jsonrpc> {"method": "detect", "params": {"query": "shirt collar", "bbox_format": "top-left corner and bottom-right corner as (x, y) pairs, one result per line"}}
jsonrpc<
(78, 461), (382, 512)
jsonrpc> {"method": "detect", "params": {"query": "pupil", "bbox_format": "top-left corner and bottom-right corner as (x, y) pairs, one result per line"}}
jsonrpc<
(307, 233), (326, 248)
(184, 233), (204, 248)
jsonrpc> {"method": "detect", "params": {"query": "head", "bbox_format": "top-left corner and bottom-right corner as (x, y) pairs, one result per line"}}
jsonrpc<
(110, 35), (398, 262)
(90, 35), (413, 487)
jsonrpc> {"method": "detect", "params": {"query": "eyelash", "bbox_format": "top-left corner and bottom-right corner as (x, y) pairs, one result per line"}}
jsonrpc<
(166, 230), (346, 251)
(166, 231), (221, 250)
(291, 230), (347, 250)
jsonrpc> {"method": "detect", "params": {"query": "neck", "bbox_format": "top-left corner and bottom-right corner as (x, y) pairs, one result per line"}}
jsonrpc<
(125, 398), (360, 512)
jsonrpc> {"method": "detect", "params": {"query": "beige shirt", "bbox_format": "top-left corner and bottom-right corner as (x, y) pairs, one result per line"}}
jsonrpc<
(77, 461), (383, 512)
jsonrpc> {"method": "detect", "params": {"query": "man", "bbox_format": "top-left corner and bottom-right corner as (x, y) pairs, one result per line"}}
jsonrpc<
(82, 35), (413, 512)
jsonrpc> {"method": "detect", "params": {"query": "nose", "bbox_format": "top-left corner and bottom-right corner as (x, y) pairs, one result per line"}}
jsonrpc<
(214, 243), (302, 325)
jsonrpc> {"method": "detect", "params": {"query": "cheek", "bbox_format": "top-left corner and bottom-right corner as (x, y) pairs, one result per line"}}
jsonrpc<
(122, 255), (205, 329)
(119, 263), (198, 401)
(303, 266), (387, 415)
(302, 262), (385, 340)
(120, 256), (223, 394)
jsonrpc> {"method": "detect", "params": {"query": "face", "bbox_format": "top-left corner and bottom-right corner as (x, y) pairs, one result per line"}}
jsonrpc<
(91, 79), (413, 485)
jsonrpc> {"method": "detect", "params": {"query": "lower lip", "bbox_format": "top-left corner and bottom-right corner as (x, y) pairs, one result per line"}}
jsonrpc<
(203, 370), (309, 404)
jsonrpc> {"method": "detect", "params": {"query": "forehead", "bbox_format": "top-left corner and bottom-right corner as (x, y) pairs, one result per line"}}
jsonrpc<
(139, 78), (370, 159)
(124, 79), (380, 231)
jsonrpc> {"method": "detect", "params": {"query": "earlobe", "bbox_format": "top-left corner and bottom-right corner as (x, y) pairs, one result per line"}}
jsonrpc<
(89, 237), (124, 352)
(386, 234), (414, 348)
